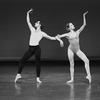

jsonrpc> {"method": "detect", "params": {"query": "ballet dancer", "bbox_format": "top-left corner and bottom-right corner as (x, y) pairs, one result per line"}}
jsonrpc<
(57, 11), (92, 84)
(14, 9), (63, 83)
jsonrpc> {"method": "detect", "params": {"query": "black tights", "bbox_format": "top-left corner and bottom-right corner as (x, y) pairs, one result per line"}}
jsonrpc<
(18, 45), (41, 77)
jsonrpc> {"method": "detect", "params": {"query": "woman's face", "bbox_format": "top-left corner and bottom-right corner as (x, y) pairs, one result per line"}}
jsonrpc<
(69, 23), (75, 30)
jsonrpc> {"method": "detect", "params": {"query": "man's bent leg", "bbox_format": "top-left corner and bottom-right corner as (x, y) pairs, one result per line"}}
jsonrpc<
(15, 47), (34, 82)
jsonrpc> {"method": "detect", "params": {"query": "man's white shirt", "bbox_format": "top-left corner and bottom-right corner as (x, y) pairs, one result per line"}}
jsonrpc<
(29, 28), (47, 46)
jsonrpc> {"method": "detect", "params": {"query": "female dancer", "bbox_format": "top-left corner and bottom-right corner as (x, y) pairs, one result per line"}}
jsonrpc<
(57, 11), (91, 84)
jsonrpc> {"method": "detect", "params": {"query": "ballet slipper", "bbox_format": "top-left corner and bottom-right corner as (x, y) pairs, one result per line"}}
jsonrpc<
(36, 77), (42, 83)
(66, 80), (74, 84)
(86, 75), (92, 84)
(14, 74), (22, 83)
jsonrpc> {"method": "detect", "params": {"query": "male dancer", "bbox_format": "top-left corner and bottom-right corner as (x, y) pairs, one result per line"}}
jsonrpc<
(14, 9), (63, 83)
(57, 11), (91, 83)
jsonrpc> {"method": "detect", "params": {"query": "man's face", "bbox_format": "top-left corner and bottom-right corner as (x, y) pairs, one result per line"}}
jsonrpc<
(35, 21), (41, 28)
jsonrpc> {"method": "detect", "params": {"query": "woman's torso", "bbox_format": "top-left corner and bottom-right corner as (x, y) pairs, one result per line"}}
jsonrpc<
(67, 31), (80, 53)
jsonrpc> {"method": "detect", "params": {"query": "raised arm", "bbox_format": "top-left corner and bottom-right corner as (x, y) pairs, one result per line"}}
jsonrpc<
(77, 11), (88, 33)
(27, 9), (35, 31)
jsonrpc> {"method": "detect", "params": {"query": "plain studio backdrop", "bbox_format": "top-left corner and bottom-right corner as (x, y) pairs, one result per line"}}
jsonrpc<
(0, 0), (100, 61)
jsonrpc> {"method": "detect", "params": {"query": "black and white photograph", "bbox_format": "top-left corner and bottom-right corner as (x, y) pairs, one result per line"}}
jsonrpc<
(0, 0), (100, 100)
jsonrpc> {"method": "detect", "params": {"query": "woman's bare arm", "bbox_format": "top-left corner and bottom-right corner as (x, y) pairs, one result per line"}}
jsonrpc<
(77, 11), (88, 34)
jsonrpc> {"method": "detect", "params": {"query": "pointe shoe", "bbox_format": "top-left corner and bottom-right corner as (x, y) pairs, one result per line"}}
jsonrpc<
(86, 75), (92, 84)
(66, 80), (74, 84)
(14, 74), (22, 83)
(36, 77), (42, 83)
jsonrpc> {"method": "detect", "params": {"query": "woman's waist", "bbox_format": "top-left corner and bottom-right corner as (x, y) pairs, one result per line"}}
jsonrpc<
(69, 44), (80, 48)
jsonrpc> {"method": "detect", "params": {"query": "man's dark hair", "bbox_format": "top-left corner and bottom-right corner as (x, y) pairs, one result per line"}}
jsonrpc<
(39, 20), (44, 30)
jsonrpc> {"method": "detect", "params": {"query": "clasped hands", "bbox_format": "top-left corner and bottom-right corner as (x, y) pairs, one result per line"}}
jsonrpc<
(55, 34), (64, 47)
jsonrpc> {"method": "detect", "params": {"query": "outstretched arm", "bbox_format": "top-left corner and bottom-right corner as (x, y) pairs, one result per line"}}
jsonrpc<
(27, 8), (35, 31)
(43, 32), (64, 47)
(57, 33), (68, 38)
(45, 35), (56, 40)
(43, 32), (56, 40)
(77, 11), (88, 33)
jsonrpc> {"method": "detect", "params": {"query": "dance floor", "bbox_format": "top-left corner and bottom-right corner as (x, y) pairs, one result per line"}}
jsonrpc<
(0, 62), (100, 100)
